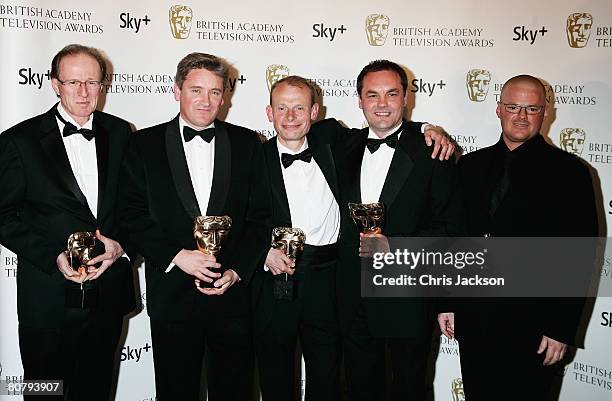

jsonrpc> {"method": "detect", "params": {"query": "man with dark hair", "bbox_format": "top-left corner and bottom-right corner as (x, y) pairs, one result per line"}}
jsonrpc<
(119, 52), (260, 401)
(250, 75), (342, 401)
(438, 74), (598, 401)
(0, 43), (135, 401)
(335, 59), (461, 400)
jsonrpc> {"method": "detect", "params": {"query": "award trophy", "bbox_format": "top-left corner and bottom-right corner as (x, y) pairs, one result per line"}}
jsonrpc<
(66, 231), (96, 308)
(270, 227), (306, 301)
(67, 231), (96, 275)
(194, 215), (232, 288)
(348, 202), (385, 234)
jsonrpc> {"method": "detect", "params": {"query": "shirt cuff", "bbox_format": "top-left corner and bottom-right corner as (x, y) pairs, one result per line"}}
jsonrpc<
(420, 122), (430, 134)
(165, 262), (175, 273)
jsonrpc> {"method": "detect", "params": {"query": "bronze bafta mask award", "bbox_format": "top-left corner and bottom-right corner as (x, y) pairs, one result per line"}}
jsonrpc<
(67, 231), (96, 275)
(348, 202), (385, 234)
(271, 227), (306, 301)
(194, 216), (232, 287)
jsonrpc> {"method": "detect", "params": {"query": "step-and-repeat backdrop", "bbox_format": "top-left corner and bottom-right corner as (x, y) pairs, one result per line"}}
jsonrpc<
(1, 0), (611, 400)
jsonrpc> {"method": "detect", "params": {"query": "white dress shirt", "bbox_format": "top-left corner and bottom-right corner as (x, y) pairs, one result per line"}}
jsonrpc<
(179, 117), (215, 214)
(277, 139), (340, 245)
(56, 103), (98, 217)
(166, 117), (215, 273)
(360, 121), (404, 203)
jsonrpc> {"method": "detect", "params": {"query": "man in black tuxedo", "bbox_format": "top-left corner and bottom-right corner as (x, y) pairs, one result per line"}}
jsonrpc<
(335, 60), (461, 401)
(119, 53), (261, 401)
(249, 76), (342, 401)
(437, 75), (598, 401)
(0, 44), (135, 401)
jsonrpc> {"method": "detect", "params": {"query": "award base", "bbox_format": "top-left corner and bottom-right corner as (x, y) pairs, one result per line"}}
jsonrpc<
(273, 275), (297, 301)
(65, 283), (99, 309)
(197, 267), (226, 289)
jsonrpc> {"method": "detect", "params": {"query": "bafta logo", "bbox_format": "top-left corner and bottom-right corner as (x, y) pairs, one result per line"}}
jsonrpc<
(560, 128), (586, 156)
(365, 14), (390, 46)
(451, 378), (465, 401)
(266, 64), (290, 92)
(566, 13), (593, 48)
(194, 216), (232, 256)
(169, 5), (193, 39)
(348, 202), (385, 234)
(271, 227), (306, 262)
(67, 232), (96, 275)
(466, 69), (491, 102)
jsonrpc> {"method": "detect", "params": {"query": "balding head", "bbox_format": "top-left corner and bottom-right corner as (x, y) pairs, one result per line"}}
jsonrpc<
(500, 75), (546, 105)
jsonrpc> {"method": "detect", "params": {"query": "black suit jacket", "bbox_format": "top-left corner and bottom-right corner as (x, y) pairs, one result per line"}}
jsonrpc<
(455, 134), (598, 346)
(0, 105), (136, 328)
(249, 120), (340, 331)
(119, 116), (262, 321)
(335, 119), (462, 338)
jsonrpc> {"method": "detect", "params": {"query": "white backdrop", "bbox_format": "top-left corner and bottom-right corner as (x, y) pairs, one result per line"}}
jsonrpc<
(1, 1), (611, 400)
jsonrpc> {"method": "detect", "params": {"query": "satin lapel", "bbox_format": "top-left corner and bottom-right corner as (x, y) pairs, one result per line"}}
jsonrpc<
(93, 113), (109, 218)
(38, 107), (91, 213)
(346, 130), (368, 203)
(379, 123), (414, 209)
(165, 117), (201, 218)
(206, 120), (231, 216)
(309, 133), (339, 204)
(265, 138), (291, 225)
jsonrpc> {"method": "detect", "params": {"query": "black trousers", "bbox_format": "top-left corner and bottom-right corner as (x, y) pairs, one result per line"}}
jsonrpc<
(343, 307), (432, 401)
(255, 263), (340, 401)
(19, 312), (124, 401)
(458, 334), (557, 401)
(150, 314), (254, 401)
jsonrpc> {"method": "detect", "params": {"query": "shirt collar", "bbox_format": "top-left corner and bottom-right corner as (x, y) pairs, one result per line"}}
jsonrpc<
(56, 103), (93, 130)
(367, 120), (403, 140)
(178, 116), (215, 137)
(277, 137), (309, 155)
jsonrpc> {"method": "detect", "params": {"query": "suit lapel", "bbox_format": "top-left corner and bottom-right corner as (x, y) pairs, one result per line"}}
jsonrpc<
(309, 133), (340, 204)
(346, 129), (368, 203)
(165, 116), (201, 218)
(38, 107), (92, 216)
(379, 121), (415, 209)
(93, 113), (109, 218)
(265, 137), (292, 225)
(206, 119), (231, 216)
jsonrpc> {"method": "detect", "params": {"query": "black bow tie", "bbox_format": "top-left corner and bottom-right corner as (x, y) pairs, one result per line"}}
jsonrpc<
(281, 148), (313, 168)
(183, 126), (215, 143)
(366, 129), (402, 153)
(56, 111), (95, 141)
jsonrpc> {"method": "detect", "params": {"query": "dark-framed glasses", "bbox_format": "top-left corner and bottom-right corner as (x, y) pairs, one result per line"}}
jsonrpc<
(57, 79), (103, 90)
(501, 103), (544, 115)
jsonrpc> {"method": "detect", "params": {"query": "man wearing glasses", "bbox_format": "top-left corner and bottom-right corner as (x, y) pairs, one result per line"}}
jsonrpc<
(438, 75), (598, 401)
(0, 44), (135, 401)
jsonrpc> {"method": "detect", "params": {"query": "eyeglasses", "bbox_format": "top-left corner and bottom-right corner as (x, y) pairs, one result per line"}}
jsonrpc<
(500, 103), (544, 115)
(57, 79), (103, 90)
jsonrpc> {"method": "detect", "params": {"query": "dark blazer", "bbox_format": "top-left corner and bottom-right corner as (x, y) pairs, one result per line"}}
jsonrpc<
(249, 120), (340, 331)
(119, 115), (262, 321)
(335, 119), (462, 338)
(0, 105), (135, 328)
(455, 134), (598, 346)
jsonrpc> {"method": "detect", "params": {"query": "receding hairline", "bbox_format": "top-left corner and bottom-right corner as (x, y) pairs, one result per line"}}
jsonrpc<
(500, 75), (546, 102)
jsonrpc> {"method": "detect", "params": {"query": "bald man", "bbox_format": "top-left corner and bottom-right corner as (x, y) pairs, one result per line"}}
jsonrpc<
(438, 75), (598, 401)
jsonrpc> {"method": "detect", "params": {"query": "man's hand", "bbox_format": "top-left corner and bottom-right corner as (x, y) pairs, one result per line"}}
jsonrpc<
(56, 251), (87, 283)
(437, 312), (455, 339)
(423, 124), (455, 161)
(85, 230), (124, 280)
(537, 335), (567, 365)
(195, 269), (240, 296)
(265, 248), (295, 276)
(172, 249), (221, 283)
(359, 232), (390, 257)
